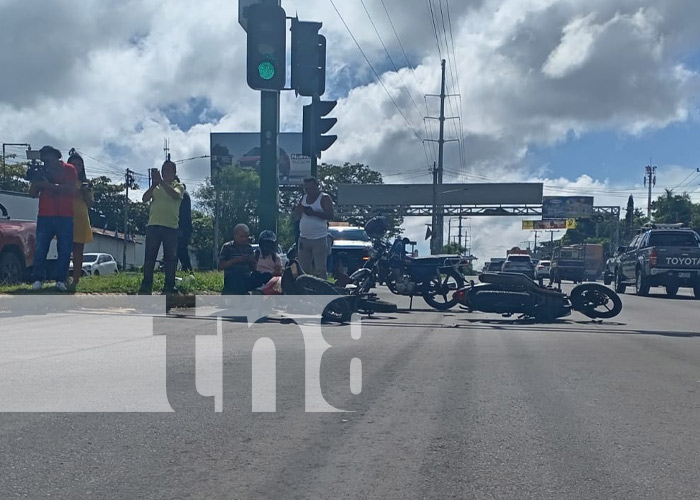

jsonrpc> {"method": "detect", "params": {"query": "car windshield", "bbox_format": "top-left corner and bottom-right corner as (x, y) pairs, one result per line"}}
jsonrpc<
(539, 261), (551, 267)
(83, 255), (98, 263)
(329, 229), (370, 241)
(648, 231), (700, 247)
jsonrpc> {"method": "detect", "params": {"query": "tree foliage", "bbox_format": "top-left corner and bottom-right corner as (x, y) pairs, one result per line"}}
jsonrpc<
(89, 176), (150, 235)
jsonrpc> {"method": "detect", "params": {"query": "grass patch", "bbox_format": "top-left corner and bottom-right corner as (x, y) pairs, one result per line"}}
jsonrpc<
(0, 271), (225, 295)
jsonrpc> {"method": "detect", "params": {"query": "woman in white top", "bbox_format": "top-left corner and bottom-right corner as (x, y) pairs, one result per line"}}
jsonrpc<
(256, 230), (283, 277)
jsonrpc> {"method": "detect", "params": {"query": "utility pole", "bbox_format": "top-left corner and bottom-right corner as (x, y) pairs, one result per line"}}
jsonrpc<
(458, 215), (463, 253)
(164, 138), (170, 161)
(425, 59), (459, 254)
(435, 59), (447, 253)
(644, 164), (657, 220)
(123, 169), (135, 271)
(431, 162), (438, 253)
(533, 230), (538, 255)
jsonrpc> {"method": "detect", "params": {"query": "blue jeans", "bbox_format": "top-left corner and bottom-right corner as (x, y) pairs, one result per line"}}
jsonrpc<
(33, 216), (74, 283)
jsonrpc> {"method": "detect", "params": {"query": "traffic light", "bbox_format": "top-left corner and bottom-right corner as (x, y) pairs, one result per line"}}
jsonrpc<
(246, 4), (286, 91)
(291, 19), (327, 96)
(303, 99), (337, 159)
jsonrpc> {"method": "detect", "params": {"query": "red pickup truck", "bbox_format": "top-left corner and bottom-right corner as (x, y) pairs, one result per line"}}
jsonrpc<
(0, 201), (36, 283)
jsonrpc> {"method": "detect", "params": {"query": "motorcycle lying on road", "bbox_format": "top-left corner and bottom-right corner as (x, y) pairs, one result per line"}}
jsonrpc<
(264, 260), (397, 323)
(453, 272), (623, 322)
(349, 218), (465, 311)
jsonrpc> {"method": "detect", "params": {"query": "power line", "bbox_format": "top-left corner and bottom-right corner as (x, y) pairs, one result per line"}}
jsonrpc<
(438, 0), (464, 174)
(328, 0), (424, 142)
(445, 0), (467, 174)
(357, 0), (433, 168)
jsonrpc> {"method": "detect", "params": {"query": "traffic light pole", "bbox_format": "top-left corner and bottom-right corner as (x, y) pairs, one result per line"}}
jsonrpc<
(310, 95), (318, 177)
(259, 90), (280, 233)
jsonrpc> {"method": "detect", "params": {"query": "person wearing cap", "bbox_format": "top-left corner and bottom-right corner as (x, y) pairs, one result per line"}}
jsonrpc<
(28, 146), (78, 291)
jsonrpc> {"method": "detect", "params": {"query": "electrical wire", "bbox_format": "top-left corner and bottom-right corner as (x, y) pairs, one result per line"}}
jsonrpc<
(328, 0), (425, 143)
(357, 0), (433, 168)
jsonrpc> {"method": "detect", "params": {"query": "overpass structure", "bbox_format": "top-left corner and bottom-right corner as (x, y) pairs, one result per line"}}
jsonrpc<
(335, 183), (621, 251)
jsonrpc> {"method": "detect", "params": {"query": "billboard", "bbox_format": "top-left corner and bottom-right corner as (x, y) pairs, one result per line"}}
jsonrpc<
(337, 183), (543, 206)
(542, 196), (594, 219)
(522, 219), (576, 230)
(210, 132), (311, 186)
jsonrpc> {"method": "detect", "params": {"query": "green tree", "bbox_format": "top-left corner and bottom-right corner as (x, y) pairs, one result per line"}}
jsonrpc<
(1, 155), (30, 193)
(193, 167), (261, 247)
(90, 176), (150, 235)
(652, 189), (695, 226)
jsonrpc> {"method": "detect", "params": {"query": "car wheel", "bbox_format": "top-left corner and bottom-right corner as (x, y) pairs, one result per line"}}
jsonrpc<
(0, 251), (24, 284)
(665, 284), (679, 298)
(635, 270), (650, 296)
(614, 270), (627, 294)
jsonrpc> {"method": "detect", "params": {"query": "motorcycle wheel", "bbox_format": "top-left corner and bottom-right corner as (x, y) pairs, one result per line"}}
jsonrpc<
(423, 268), (465, 311)
(570, 283), (622, 319)
(357, 297), (398, 314)
(294, 275), (353, 323)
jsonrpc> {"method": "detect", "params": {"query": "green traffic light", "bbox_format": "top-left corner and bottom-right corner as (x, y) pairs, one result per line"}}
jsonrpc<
(258, 61), (276, 80)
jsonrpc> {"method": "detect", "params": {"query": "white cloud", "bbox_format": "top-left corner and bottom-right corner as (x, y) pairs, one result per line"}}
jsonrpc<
(1, 0), (699, 258)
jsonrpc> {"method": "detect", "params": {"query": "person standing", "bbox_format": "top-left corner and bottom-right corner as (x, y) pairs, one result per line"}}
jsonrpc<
(28, 146), (78, 291)
(292, 177), (334, 279)
(66, 149), (94, 287)
(139, 160), (184, 295)
(176, 179), (193, 272)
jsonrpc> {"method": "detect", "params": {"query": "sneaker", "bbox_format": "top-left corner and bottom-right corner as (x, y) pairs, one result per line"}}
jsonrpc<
(55, 282), (68, 292)
(32, 281), (43, 291)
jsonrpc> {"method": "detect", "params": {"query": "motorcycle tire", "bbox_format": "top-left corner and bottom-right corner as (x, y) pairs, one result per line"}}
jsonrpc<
(570, 283), (622, 319)
(423, 267), (465, 311)
(294, 275), (353, 323)
(357, 297), (398, 314)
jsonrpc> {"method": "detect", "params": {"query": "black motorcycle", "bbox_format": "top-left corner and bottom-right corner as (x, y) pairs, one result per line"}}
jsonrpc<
(453, 272), (622, 322)
(350, 219), (465, 310)
(278, 260), (397, 322)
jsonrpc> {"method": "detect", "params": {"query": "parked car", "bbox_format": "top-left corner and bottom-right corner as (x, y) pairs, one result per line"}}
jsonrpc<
(535, 260), (551, 282)
(0, 202), (36, 283)
(70, 253), (119, 276)
(501, 254), (535, 279)
(613, 224), (700, 298)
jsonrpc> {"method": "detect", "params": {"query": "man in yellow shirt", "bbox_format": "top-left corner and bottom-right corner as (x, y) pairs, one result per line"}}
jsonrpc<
(138, 160), (184, 295)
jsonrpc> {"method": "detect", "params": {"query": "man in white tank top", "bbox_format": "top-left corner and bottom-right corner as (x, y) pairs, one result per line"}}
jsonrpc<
(292, 177), (334, 279)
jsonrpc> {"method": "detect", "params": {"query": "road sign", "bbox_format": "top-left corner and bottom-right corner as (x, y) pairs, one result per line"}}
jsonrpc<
(542, 196), (594, 219)
(522, 219), (576, 230)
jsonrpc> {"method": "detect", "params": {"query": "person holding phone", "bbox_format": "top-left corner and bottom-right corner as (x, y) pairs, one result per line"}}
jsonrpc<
(138, 160), (184, 295)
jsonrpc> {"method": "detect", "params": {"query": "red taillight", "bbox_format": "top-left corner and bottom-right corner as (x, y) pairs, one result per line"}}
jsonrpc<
(649, 250), (658, 267)
(453, 290), (465, 302)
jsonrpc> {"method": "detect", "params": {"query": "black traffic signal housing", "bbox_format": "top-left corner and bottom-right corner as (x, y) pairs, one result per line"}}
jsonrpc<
(246, 4), (286, 91)
(291, 19), (327, 96)
(302, 99), (337, 159)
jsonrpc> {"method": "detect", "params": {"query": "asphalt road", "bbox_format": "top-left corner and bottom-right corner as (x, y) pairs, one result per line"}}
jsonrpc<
(0, 285), (699, 499)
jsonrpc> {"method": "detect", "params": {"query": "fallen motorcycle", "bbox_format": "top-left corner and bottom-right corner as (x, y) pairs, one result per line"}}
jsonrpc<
(453, 272), (622, 322)
(263, 260), (397, 322)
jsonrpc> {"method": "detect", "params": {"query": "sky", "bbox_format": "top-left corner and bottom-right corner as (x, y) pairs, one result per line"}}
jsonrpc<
(1, 0), (700, 259)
